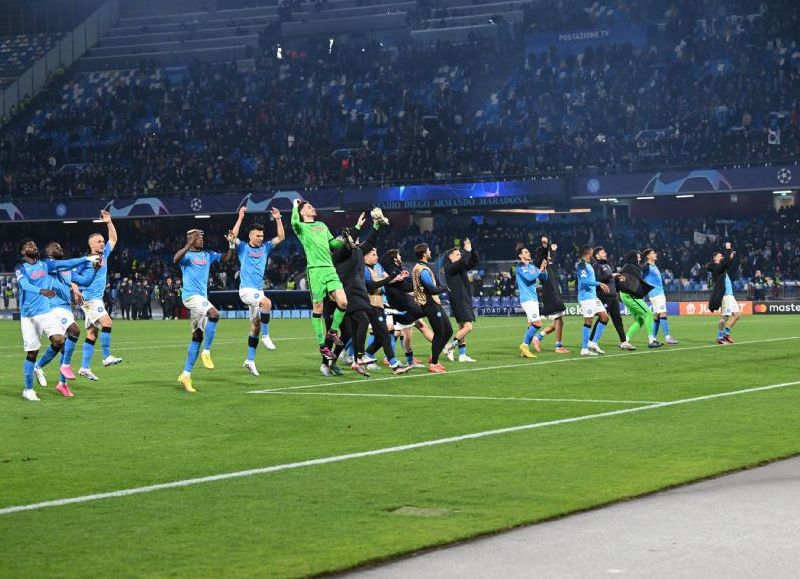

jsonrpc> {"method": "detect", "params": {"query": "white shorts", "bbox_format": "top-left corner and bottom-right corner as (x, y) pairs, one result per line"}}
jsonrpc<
(649, 294), (667, 314)
(721, 295), (740, 316)
(580, 298), (606, 317)
(51, 306), (76, 334)
(394, 321), (412, 331)
(81, 299), (108, 329)
(183, 295), (215, 332)
(547, 311), (565, 321)
(521, 300), (541, 323)
(21, 313), (63, 352)
(239, 288), (267, 322)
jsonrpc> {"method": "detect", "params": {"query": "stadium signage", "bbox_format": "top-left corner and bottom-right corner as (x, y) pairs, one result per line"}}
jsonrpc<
(526, 23), (647, 56)
(575, 164), (798, 199)
(679, 301), (753, 316)
(753, 301), (800, 315)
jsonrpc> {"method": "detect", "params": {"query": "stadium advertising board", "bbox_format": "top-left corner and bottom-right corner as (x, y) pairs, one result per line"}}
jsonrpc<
(343, 179), (564, 210)
(753, 301), (800, 314)
(576, 164), (797, 199)
(679, 301), (753, 316)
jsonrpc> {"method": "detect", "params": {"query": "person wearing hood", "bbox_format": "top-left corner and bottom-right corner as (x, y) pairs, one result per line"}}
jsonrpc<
(707, 242), (740, 344)
(617, 250), (661, 348)
(590, 247), (635, 351)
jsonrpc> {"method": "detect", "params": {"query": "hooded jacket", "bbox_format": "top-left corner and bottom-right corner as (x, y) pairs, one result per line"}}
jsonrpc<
(617, 251), (653, 299)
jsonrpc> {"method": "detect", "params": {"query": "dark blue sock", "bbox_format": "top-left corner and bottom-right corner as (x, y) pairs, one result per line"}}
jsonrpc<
(406, 350), (414, 364)
(458, 344), (466, 356)
(653, 318), (661, 338)
(723, 326), (731, 336)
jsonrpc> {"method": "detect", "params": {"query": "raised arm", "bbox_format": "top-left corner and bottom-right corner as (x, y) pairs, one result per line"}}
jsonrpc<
(271, 207), (285, 246)
(47, 256), (97, 272)
(101, 210), (118, 247)
(173, 235), (197, 265)
(221, 233), (236, 263)
(231, 206), (247, 240)
(291, 199), (301, 230)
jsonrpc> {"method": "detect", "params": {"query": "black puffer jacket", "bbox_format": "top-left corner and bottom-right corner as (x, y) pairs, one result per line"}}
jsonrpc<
(707, 251), (734, 312)
(617, 251), (653, 299)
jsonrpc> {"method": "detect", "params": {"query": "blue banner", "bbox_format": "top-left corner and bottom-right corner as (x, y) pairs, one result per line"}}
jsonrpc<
(576, 164), (798, 199)
(526, 23), (647, 56)
(0, 190), (340, 223)
(343, 179), (564, 210)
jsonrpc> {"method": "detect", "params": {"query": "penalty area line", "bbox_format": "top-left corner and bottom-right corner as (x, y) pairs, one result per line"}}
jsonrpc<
(259, 391), (662, 404)
(249, 336), (800, 394)
(2, 379), (800, 517)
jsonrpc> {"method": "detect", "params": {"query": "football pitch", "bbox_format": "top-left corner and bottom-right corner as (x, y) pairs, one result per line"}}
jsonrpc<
(1, 315), (799, 577)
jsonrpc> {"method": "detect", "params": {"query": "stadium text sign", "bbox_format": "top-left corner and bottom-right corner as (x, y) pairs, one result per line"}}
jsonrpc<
(753, 302), (800, 315)
(679, 301), (753, 316)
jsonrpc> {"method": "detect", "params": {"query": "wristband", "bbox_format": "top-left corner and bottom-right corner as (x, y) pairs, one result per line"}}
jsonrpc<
(229, 240), (236, 250)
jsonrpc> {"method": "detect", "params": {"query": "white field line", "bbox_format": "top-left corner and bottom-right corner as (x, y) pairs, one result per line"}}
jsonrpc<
(259, 392), (662, 405)
(250, 336), (800, 394)
(2, 379), (800, 517)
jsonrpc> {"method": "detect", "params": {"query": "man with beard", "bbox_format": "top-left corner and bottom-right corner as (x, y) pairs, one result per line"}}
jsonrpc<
(412, 243), (453, 373)
(442, 238), (479, 363)
(590, 247), (635, 351)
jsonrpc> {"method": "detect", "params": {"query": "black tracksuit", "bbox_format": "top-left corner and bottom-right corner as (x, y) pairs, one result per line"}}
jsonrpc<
(591, 258), (626, 342)
(444, 249), (478, 324)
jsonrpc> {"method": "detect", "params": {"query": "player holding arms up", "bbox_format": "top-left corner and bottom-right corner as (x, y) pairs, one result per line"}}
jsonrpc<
(515, 247), (548, 359)
(708, 242), (741, 344)
(174, 229), (234, 392)
(531, 237), (569, 354)
(228, 206), (285, 376)
(72, 210), (122, 381)
(291, 198), (348, 360)
(443, 238), (479, 362)
(577, 245), (610, 357)
(643, 249), (678, 345)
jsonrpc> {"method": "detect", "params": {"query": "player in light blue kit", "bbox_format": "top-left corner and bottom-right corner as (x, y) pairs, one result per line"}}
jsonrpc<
(34, 242), (99, 397)
(16, 239), (99, 401)
(71, 210), (122, 381)
(515, 246), (549, 359)
(174, 228), (235, 392)
(228, 205), (285, 376)
(577, 245), (610, 357)
(642, 248), (678, 344)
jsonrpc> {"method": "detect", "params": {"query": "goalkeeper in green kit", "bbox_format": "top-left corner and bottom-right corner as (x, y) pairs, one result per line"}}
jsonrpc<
(617, 250), (663, 348)
(292, 198), (349, 359)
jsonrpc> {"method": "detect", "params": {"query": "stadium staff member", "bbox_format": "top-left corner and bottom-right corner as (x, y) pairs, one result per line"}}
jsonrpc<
(590, 247), (635, 350)
(442, 237), (479, 362)
(412, 243), (453, 373)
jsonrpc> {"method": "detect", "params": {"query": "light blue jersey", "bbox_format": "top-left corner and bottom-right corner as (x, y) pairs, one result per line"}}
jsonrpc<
(16, 257), (88, 317)
(180, 250), (221, 299)
(643, 264), (664, 297)
(724, 272), (733, 296)
(44, 260), (97, 310)
(577, 260), (600, 301)
(236, 240), (272, 290)
(73, 242), (114, 300)
(516, 262), (548, 303)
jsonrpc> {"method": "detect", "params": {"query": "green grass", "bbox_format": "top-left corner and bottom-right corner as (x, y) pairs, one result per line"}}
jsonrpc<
(0, 315), (799, 577)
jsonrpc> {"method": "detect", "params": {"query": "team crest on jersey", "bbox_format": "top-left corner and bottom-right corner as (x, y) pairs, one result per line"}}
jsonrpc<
(202, 301), (209, 307)
(97, 307), (104, 312)
(61, 317), (68, 325)
(254, 293), (260, 299)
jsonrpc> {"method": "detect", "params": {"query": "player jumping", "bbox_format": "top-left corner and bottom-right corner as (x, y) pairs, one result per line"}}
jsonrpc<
(291, 198), (348, 360)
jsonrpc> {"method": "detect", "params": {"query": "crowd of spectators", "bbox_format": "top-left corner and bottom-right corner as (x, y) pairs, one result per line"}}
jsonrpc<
(1, 0), (798, 199)
(0, 33), (60, 74)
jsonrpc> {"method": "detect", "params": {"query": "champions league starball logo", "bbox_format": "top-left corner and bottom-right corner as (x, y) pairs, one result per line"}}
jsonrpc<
(104, 197), (169, 217)
(237, 191), (303, 212)
(776, 168), (792, 185)
(190, 198), (203, 211)
(0, 202), (24, 221)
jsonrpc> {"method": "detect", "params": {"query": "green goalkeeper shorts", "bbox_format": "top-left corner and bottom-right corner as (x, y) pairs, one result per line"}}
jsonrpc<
(307, 266), (343, 304)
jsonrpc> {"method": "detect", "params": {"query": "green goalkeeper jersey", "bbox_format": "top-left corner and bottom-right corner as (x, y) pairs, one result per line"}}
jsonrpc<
(291, 204), (343, 268)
